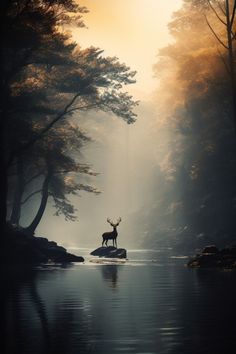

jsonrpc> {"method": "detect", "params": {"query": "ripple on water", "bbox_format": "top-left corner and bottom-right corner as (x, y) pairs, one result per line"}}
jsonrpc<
(2, 250), (236, 354)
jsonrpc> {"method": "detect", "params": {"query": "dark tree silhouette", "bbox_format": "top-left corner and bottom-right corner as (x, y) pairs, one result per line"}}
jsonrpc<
(1, 0), (137, 236)
(204, 0), (236, 132)
(146, 0), (236, 250)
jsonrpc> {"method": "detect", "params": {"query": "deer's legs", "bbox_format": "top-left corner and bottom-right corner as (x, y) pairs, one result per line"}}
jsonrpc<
(102, 236), (106, 246)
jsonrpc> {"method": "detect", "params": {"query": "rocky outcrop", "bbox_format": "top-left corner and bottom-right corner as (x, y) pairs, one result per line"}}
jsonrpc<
(201, 245), (219, 255)
(91, 246), (127, 259)
(188, 244), (236, 269)
(2, 226), (84, 264)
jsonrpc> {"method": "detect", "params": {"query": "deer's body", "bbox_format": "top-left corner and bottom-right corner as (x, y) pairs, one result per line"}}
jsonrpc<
(102, 218), (121, 248)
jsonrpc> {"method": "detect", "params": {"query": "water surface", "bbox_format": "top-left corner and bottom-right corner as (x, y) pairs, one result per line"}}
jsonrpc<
(2, 249), (236, 354)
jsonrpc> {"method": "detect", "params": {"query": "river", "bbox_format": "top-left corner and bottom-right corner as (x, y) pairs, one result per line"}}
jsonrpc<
(1, 249), (236, 354)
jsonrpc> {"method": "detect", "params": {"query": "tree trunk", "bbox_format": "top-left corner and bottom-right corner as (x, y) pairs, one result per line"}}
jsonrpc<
(25, 172), (52, 235)
(226, 0), (236, 133)
(0, 144), (7, 236)
(0, 19), (7, 236)
(10, 155), (25, 226)
(0, 79), (8, 236)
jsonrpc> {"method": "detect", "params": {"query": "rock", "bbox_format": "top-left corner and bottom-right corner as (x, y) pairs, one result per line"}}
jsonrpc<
(187, 244), (236, 269)
(47, 252), (84, 263)
(188, 253), (219, 268)
(1, 226), (84, 265)
(201, 245), (219, 254)
(91, 246), (127, 259)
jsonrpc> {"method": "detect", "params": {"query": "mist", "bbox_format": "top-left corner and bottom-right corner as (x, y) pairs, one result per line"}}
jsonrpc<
(5, 0), (186, 251)
(30, 101), (168, 249)
(4, 2), (236, 354)
(10, 0), (236, 253)
(17, 0), (184, 251)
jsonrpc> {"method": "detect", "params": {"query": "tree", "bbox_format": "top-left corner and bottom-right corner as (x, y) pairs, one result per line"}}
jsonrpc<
(8, 121), (98, 230)
(151, 0), (236, 250)
(1, 0), (138, 236)
(0, 0), (89, 233)
(203, 0), (236, 132)
(7, 45), (137, 233)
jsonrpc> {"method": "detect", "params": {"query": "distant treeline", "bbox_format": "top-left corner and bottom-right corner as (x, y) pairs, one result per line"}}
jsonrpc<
(138, 0), (236, 250)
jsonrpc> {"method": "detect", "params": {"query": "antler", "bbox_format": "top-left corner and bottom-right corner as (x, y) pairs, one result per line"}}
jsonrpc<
(107, 218), (113, 226)
(107, 217), (121, 226)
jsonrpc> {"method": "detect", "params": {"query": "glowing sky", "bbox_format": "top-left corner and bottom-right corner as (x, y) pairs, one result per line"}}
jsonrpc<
(75, 0), (183, 99)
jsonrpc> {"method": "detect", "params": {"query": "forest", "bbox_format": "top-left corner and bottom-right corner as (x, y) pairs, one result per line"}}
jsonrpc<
(131, 0), (236, 252)
(3, 2), (236, 354)
(0, 0), (137, 250)
(1, 0), (236, 255)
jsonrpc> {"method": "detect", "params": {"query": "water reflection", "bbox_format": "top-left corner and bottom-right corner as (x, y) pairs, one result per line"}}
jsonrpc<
(0, 266), (92, 354)
(0, 267), (49, 354)
(101, 265), (119, 289)
(29, 274), (51, 352)
(1, 255), (236, 354)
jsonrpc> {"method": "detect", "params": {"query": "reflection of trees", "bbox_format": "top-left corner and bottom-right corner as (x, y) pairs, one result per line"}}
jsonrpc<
(101, 265), (119, 289)
(50, 303), (91, 354)
(0, 267), (39, 354)
(1, 266), (91, 354)
(29, 278), (51, 353)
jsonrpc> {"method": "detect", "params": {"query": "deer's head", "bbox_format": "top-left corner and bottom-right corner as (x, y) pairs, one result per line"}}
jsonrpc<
(107, 217), (122, 228)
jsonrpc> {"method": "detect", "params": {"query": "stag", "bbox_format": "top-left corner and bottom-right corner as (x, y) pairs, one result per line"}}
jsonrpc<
(102, 217), (122, 248)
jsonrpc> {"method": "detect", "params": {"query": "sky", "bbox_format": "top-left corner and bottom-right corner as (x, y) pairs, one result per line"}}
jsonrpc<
(36, 0), (183, 248)
(75, 0), (183, 99)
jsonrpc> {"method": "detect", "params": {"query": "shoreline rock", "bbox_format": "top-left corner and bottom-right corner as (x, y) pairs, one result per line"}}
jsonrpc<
(91, 246), (127, 259)
(1, 226), (84, 265)
(187, 245), (236, 269)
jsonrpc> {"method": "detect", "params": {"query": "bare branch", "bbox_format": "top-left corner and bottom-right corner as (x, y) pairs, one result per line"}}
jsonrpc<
(216, 1), (226, 16)
(207, 0), (227, 26)
(21, 189), (42, 205)
(7, 92), (82, 167)
(230, 1), (236, 29)
(66, 103), (99, 114)
(205, 15), (229, 49)
(28, 92), (81, 145)
(53, 169), (99, 176)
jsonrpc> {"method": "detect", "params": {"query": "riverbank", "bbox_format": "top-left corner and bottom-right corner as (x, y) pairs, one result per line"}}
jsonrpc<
(188, 245), (236, 269)
(1, 225), (84, 264)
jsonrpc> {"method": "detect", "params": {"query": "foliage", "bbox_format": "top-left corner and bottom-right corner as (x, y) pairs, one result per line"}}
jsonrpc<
(147, 0), (236, 250)
(1, 0), (137, 232)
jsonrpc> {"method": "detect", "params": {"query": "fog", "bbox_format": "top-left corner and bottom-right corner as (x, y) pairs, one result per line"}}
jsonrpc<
(31, 102), (166, 249)
(19, 0), (184, 250)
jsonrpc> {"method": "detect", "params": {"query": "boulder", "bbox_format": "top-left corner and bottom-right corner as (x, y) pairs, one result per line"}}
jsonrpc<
(201, 245), (219, 254)
(188, 244), (236, 269)
(48, 252), (84, 263)
(91, 246), (127, 259)
(1, 226), (84, 264)
(188, 253), (219, 268)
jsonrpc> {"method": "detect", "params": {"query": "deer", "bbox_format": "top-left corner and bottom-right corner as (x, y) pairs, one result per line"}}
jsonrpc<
(102, 217), (122, 248)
